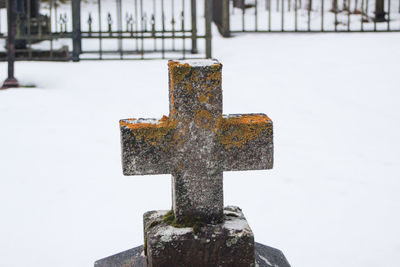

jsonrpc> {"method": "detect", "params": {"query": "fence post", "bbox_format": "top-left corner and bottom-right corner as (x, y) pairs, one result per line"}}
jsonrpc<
(72, 0), (81, 62)
(191, 0), (198, 54)
(205, 0), (212, 58)
(221, 0), (230, 36)
(2, 0), (19, 89)
(212, 0), (230, 37)
(375, 0), (385, 21)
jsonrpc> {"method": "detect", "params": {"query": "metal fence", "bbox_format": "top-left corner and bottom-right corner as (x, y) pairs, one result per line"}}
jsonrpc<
(0, 0), (212, 62)
(213, 0), (400, 35)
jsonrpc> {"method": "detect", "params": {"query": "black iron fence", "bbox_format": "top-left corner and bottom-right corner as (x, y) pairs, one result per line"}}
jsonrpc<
(0, 0), (212, 62)
(213, 0), (400, 35)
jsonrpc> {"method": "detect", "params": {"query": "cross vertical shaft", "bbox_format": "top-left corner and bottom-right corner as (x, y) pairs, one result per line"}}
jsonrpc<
(168, 60), (224, 224)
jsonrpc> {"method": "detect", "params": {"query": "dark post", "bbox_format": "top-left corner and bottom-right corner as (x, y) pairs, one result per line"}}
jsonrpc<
(375, 0), (385, 21)
(212, 0), (230, 37)
(191, 0), (198, 54)
(72, 0), (82, 62)
(205, 0), (212, 58)
(222, 0), (230, 36)
(2, 0), (19, 89)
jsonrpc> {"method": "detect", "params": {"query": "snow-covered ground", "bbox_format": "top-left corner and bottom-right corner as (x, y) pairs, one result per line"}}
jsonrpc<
(1, 29), (400, 267)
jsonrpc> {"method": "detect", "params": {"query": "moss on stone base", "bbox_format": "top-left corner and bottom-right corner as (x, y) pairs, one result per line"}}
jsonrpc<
(162, 210), (205, 234)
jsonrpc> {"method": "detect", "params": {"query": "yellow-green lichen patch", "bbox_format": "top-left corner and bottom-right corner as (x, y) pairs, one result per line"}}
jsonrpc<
(217, 115), (272, 149)
(120, 115), (177, 149)
(162, 210), (205, 234)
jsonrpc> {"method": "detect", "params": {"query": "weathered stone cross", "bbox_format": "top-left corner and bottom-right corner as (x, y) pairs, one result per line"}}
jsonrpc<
(120, 59), (273, 224)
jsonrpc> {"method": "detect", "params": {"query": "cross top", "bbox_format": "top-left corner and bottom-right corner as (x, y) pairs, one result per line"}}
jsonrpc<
(120, 59), (273, 224)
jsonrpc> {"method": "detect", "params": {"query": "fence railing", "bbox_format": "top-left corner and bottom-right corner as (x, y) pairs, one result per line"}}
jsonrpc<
(0, 0), (212, 62)
(213, 0), (400, 35)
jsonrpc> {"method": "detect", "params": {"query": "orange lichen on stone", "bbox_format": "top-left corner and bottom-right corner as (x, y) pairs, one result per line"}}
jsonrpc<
(206, 70), (221, 83)
(198, 93), (209, 103)
(168, 61), (192, 84)
(194, 110), (215, 130)
(217, 115), (272, 149)
(120, 116), (177, 149)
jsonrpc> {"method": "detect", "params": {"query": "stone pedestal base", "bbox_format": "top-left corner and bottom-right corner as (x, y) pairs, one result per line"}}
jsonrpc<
(95, 206), (291, 267)
(94, 243), (290, 267)
(143, 206), (254, 266)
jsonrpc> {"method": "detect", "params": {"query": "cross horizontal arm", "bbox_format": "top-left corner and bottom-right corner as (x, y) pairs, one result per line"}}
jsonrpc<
(120, 116), (176, 175)
(218, 114), (273, 171)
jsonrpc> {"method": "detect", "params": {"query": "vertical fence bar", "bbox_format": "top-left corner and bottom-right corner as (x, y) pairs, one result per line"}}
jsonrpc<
(98, 0), (102, 59)
(205, 0), (212, 58)
(295, 0), (298, 31)
(281, 0), (284, 31)
(242, 0), (245, 31)
(153, 0), (156, 51)
(221, 0), (230, 36)
(55, 1), (58, 33)
(307, 0), (311, 31)
(361, 0), (364, 31)
(27, 0), (32, 59)
(38, 1), (42, 39)
(348, 0), (351, 31)
(135, 0), (139, 53)
(182, 0), (185, 58)
(140, 0), (144, 59)
(50, 0), (54, 58)
(116, 0), (123, 59)
(72, 0), (81, 61)
(268, 0), (271, 31)
(374, 1), (377, 30)
(191, 0), (198, 53)
(334, 0), (338, 32)
(161, 0), (165, 59)
(255, 0), (258, 32)
(387, 0), (391, 30)
(172, 0), (175, 50)
(2, 0), (19, 88)
(321, 0), (324, 31)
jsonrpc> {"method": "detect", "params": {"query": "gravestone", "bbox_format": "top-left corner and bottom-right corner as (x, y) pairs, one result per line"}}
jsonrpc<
(95, 60), (290, 267)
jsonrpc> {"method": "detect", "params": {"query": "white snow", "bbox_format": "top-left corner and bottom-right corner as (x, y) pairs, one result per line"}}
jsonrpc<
(175, 59), (220, 67)
(1, 28), (400, 267)
(155, 226), (193, 241)
(224, 218), (251, 232)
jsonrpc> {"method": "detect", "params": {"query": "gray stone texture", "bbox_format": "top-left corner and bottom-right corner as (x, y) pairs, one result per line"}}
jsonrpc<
(119, 59), (273, 224)
(143, 206), (254, 267)
(94, 243), (290, 267)
(94, 246), (146, 267)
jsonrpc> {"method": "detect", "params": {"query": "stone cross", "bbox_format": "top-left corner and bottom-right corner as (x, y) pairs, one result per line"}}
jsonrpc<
(120, 59), (273, 224)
